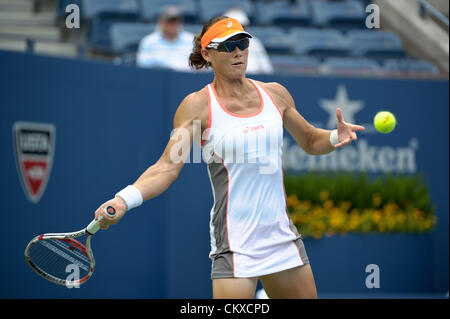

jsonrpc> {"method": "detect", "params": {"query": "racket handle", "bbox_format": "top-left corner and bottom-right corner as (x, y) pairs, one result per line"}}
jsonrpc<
(86, 206), (117, 235)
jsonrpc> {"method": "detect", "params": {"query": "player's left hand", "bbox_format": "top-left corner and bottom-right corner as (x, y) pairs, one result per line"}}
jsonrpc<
(335, 108), (365, 148)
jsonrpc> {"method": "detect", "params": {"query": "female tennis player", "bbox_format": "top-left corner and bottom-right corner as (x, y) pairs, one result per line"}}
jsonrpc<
(94, 16), (365, 299)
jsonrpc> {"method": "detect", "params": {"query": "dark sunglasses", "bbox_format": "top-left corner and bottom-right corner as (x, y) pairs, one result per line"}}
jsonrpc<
(207, 38), (250, 52)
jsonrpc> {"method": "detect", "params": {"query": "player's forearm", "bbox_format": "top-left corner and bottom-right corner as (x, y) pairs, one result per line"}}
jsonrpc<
(306, 128), (336, 155)
(132, 162), (180, 202)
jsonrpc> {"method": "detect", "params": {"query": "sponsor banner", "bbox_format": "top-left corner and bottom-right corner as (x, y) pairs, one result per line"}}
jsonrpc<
(13, 122), (56, 203)
(282, 84), (420, 174)
(283, 138), (418, 173)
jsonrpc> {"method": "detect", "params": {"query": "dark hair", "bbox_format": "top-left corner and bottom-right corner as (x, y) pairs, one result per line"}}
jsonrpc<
(189, 15), (228, 70)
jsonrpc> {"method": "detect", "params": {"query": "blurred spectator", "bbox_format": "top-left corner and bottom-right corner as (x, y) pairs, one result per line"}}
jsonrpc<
(136, 6), (194, 72)
(223, 8), (274, 75)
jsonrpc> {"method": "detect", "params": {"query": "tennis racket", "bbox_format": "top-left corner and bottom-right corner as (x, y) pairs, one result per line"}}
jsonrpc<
(24, 205), (116, 287)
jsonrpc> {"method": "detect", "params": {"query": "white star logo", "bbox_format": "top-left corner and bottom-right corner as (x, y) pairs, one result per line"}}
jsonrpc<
(319, 84), (364, 128)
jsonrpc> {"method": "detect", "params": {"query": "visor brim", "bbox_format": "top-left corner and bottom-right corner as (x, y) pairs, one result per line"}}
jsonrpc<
(210, 31), (252, 43)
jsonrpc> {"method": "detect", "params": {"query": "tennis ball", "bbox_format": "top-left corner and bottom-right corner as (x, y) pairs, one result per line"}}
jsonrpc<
(374, 111), (396, 133)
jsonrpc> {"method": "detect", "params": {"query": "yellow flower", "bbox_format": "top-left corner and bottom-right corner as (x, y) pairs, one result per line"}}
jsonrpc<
(396, 213), (406, 223)
(372, 193), (382, 207)
(386, 217), (396, 231)
(319, 190), (329, 201)
(385, 202), (398, 214)
(299, 200), (312, 210)
(317, 221), (326, 231)
(294, 214), (306, 225)
(312, 231), (322, 239)
(349, 220), (360, 231)
(287, 194), (299, 208)
(372, 210), (382, 223)
(339, 200), (352, 212)
(329, 211), (345, 229)
(290, 214), (298, 224)
(324, 200), (334, 211)
(412, 209), (424, 220)
(349, 214), (361, 228)
(311, 207), (323, 218)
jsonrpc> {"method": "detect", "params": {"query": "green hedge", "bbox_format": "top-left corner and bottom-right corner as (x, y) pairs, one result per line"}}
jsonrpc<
(284, 173), (436, 238)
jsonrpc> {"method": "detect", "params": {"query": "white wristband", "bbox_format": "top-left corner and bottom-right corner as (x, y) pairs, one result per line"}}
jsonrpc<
(115, 185), (143, 210)
(330, 129), (339, 147)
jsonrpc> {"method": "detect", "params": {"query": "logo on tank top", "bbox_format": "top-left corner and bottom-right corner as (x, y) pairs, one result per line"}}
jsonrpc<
(243, 124), (264, 134)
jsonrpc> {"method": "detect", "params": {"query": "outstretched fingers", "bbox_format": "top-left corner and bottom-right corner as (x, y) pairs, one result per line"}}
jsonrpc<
(334, 137), (352, 148)
(336, 108), (344, 123)
(351, 124), (365, 132)
(335, 129), (359, 148)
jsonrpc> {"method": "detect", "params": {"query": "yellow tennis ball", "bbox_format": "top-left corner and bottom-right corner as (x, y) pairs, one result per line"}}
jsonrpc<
(374, 111), (396, 133)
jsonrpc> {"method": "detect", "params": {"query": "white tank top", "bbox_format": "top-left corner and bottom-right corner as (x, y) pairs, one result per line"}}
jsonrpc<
(202, 79), (301, 258)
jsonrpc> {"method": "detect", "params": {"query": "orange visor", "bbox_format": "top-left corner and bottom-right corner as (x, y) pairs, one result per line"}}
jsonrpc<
(201, 18), (252, 49)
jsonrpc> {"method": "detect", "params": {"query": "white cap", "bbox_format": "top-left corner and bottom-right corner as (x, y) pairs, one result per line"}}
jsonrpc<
(224, 8), (250, 26)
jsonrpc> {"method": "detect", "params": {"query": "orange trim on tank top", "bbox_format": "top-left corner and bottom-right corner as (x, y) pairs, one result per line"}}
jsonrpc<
(210, 79), (264, 118)
(253, 80), (283, 120)
(201, 85), (212, 147)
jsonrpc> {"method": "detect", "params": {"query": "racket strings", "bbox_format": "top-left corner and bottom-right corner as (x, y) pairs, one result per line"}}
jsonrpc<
(28, 239), (90, 281)
(52, 239), (89, 263)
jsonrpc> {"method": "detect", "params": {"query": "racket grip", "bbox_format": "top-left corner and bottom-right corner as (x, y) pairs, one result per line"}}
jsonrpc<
(86, 206), (116, 234)
(86, 218), (102, 235)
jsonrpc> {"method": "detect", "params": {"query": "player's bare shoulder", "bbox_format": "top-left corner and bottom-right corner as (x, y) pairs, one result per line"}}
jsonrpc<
(174, 87), (209, 129)
(254, 81), (294, 114)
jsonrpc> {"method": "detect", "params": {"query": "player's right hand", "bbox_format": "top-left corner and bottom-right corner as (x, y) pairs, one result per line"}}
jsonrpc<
(94, 196), (128, 230)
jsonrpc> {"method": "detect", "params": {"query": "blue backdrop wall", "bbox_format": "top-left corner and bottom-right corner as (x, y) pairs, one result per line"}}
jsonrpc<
(0, 51), (448, 298)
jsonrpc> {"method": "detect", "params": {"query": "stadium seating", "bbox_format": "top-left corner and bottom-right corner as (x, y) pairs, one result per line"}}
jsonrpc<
(140, 0), (198, 24)
(81, 0), (138, 19)
(246, 26), (293, 55)
(347, 30), (405, 59)
(82, 0), (139, 52)
(198, 0), (255, 24)
(321, 57), (381, 75)
(290, 28), (350, 58)
(109, 22), (155, 54)
(49, 0), (441, 77)
(270, 55), (321, 74)
(255, 0), (311, 28)
(311, 0), (366, 30)
(182, 24), (203, 36)
(383, 59), (439, 75)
